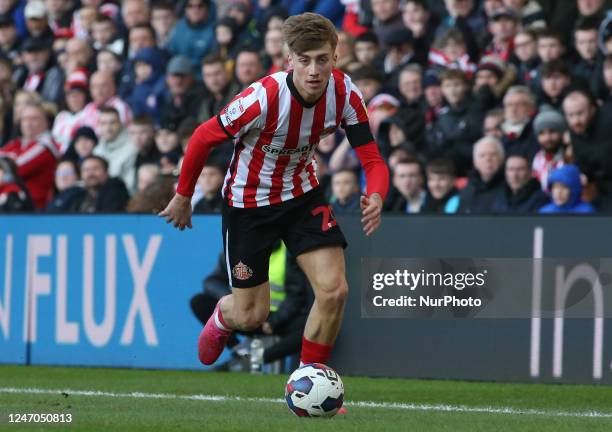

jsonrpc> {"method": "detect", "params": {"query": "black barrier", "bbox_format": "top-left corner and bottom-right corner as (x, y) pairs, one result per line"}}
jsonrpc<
(333, 216), (612, 384)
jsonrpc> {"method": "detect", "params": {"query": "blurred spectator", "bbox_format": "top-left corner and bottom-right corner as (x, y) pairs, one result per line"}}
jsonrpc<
(438, 0), (486, 41)
(121, 0), (151, 30)
(214, 16), (241, 62)
(382, 28), (417, 86)
(371, 0), (404, 50)
(46, 0), (74, 32)
(52, 68), (89, 152)
(160, 55), (205, 129)
(335, 30), (356, 70)
(11, 90), (42, 138)
(577, 0), (610, 21)
(429, 27), (476, 76)
(539, 164), (596, 213)
(120, 24), (159, 98)
(136, 163), (160, 192)
(483, 108), (505, 140)
(96, 48), (122, 77)
(14, 37), (64, 105)
(129, 115), (161, 171)
(0, 16), (20, 62)
(353, 31), (381, 69)
(72, 5), (96, 40)
(367, 93), (400, 137)
(473, 56), (515, 112)
(53, 158), (79, 194)
(401, 0), (438, 64)
(600, 54), (612, 111)
(63, 126), (98, 165)
(126, 174), (174, 213)
(384, 156), (426, 213)
(0, 157), (35, 212)
(491, 153), (549, 213)
(91, 13), (124, 56)
(351, 65), (383, 105)
(531, 107), (567, 191)
(127, 47), (167, 124)
(504, 0), (546, 29)
(512, 28), (539, 85)
(398, 64), (424, 109)
(73, 70), (132, 135)
(536, 30), (565, 64)
(485, 7), (520, 62)
(458, 136), (505, 214)
(537, 60), (572, 109)
(24, 1), (54, 45)
(423, 71), (444, 124)
(500, 85), (538, 158)
(93, 107), (137, 193)
(193, 159), (224, 214)
(330, 169), (360, 214)
(427, 69), (483, 175)
(151, 1), (177, 49)
(573, 17), (601, 85)
(562, 89), (612, 199)
(197, 54), (241, 123)
(0, 0), (26, 40)
(47, 155), (129, 213)
(235, 48), (264, 89)
(0, 102), (60, 209)
(167, 0), (216, 73)
(225, 1), (261, 53)
(155, 123), (182, 175)
(64, 37), (94, 74)
(422, 158), (459, 213)
(263, 27), (285, 74)
(377, 108), (423, 159)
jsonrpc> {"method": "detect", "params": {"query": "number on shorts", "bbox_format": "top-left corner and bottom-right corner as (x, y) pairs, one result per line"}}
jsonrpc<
(311, 205), (337, 232)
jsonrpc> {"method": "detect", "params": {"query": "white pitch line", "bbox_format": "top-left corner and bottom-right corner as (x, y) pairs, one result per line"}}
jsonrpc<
(1, 387), (611, 419)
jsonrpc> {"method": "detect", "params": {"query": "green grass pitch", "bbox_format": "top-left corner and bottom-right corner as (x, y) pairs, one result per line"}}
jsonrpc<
(0, 365), (611, 431)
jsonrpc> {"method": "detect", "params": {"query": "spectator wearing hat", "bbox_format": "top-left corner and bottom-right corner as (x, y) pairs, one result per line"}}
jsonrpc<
(473, 55), (515, 112)
(423, 70), (444, 124)
(491, 153), (549, 213)
(52, 68), (90, 153)
(167, 0), (216, 74)
(484, 7), (520, 62)
(457, 136), (506, 214)
(427, 69), (484, 176)
(13, 37), (64, 105)
(537, 60), (572, 110)
(0, 102), (60, 209)
(127, 47), (168, 125)
(46, 155), (130, 213)
(0, 156), (35, 212)
(72, 70), (132, 136)
(562, 89), (612, 201)
(383, 28), (417, 88)
(539, 164), (596, 214)
(371, 0), (405, 50)
(119, 24), (161, 99)
(197, 54), (241, 123)
(161, 55), (205, 129)
(0, 16), (20, 62)
(24, 1), (54, 44)
(500, 85), (539, 159)
(531, 106), (567, 191)
(62, 125), (98, 166)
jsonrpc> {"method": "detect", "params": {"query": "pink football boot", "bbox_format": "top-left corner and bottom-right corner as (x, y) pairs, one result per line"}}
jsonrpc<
(198, 301), (232, 365)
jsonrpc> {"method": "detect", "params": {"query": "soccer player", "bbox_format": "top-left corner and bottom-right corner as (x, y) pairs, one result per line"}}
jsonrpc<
(160, 13), (389, 371)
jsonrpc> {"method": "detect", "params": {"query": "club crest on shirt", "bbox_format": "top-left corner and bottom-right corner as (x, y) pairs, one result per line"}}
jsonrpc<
(232, 261), (253, 281)
(225, 98), (245, 127)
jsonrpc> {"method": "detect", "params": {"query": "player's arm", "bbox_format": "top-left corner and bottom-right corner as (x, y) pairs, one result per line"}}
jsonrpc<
(160, 87), (262, 230)
(343, 91), (390, 236)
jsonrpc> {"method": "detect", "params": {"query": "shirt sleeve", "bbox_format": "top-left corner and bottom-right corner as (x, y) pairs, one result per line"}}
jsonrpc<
(341, 80), (374, 148)
(217, 84), (263, 139)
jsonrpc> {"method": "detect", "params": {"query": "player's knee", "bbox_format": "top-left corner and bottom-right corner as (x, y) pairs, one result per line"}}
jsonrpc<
(316, 276), (348, 310)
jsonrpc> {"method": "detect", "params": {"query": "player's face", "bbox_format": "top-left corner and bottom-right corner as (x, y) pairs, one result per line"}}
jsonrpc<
(289, 43), (336, 103)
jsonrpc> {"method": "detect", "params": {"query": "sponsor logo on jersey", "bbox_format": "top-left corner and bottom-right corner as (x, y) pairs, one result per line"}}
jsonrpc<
(232, 261), (253, 281)
(262, 144), (311, 156)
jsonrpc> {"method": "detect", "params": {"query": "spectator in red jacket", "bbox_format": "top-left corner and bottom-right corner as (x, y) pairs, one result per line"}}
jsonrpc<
(0, 102), (60, 209)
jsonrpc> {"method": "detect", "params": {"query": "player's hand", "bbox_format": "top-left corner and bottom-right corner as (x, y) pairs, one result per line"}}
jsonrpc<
(262, 322), (273, 335)
(158, 193), (193, 231)
(360, 193), (383, 236)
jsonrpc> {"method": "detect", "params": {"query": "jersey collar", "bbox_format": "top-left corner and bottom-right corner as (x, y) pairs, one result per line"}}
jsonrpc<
(286, 71), (328, 109)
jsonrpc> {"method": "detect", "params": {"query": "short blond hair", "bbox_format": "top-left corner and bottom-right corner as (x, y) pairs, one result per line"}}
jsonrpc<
(282, 12), (338, 55)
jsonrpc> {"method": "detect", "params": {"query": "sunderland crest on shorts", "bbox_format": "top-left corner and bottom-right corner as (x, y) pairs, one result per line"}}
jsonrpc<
(232, 261), (253, 280)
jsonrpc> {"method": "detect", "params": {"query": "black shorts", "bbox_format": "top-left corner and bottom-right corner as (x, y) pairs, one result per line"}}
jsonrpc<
(222, 187), (347, 288)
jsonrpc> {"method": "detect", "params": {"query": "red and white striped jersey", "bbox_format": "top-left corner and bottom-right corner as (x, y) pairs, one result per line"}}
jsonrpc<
(217, 68), (369, 208)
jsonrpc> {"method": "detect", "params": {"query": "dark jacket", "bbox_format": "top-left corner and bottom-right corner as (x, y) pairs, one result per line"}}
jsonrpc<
(501, 121), (539, 161)
(0, 182), (35, 213)
(193, 192), (223, 214)
(197, 80), (242, 123)
(458, 169), (505, 214)
(13, 63), (64, 105)
(491, 178), (549, 214)
(45, 178), (129, 213)
(377, 109), (425, 159)
(331, 192), (361, 215)
(539, 165), (596, 214)
(127, 47), (168, 125)
(570, 108), (612, 189)
(421, 188), (459, 214)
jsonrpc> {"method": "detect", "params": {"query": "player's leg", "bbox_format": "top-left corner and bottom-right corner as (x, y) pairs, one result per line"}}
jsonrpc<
(218, 283), (270, 331)
(296, 246), (348, 364)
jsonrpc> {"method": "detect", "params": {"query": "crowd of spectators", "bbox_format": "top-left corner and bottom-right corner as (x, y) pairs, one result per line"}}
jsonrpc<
(1, 0), (612, 215)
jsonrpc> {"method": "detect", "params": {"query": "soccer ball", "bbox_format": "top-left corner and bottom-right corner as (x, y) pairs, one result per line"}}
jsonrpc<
(285, 363), (344, 417)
